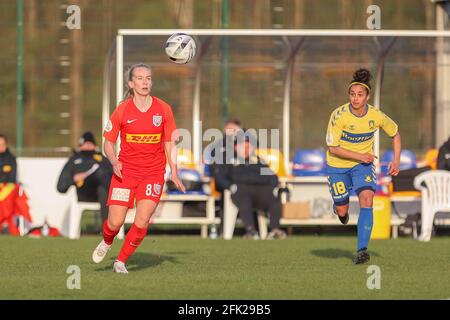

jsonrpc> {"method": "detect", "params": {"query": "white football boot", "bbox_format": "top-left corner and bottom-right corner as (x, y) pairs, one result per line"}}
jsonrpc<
(92, 240), (111, 264)
(113, 260), (128, 274)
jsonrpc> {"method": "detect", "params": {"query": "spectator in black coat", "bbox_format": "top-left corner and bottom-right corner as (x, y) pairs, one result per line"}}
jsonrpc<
(204, 119), (242, 235)
(437, 136), (450, 171)
(57, 131), (113, 221)
(214, 134), (287, 240)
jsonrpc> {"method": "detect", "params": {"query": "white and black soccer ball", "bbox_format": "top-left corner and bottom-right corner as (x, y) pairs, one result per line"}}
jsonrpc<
(165, 33), (196, 64)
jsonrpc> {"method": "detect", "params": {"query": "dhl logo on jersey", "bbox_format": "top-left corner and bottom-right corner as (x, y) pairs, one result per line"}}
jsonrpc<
(125, 133), (161, 144)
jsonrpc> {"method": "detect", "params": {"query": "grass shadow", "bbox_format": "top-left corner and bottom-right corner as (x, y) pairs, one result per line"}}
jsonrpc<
(310, 248), (381, 261)
(94, 251), (189, 272)
(310, 248), (355, 260)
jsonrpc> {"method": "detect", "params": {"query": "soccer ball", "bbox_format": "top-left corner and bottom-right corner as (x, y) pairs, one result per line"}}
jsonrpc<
(164, 33), (196, 64)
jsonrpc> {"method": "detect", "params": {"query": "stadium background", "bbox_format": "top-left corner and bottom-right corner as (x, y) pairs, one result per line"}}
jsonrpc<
(0, 0), (445, 159)
(1, 0), (450, 301)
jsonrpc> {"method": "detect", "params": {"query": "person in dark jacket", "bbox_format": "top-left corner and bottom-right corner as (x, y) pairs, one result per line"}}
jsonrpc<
(214, 133), (287, 240)
(204, 119), (242, 236)
(0, 134), (17, 183)
(437, 136), (450, 171)
(205, 119), (242, 188)
(57, 131), (113, 222)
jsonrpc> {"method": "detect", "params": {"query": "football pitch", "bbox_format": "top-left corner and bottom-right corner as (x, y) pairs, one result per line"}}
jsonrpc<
(1, 235), (449, 300)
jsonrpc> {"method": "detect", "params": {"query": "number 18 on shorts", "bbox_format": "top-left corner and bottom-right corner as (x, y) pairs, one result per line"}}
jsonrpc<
(327, 163), (377, 206)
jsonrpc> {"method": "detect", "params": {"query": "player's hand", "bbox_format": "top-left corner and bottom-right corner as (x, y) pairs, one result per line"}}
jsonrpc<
(171, 173), (186, 193)
(359, 153), (377, 164)
(111, 160), (123, 178)
(387, 161), (400, 176)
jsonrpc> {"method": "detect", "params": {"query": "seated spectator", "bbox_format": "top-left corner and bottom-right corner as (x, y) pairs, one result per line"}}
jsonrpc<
(57, 131), (113, 222)
(204, 119), (243, 235)
(214, 133), (287, 240)
(437, 136), (450, 171)
(0, 133), (32, 235)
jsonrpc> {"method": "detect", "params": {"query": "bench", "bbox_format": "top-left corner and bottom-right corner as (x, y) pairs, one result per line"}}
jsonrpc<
(124, 193), (219, 238)
(223, 188), (406, 240)
(69, 190), (218, 239)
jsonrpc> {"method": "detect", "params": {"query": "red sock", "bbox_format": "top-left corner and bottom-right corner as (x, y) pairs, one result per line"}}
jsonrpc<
(103, 220), (120, 245)
(117, 223), (147, 264)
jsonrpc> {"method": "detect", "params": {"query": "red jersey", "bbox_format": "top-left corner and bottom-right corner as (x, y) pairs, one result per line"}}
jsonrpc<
(103, 96), (178, 178)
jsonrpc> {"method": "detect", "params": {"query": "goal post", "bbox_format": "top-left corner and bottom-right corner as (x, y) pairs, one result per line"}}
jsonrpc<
(108, 29), (450, 170)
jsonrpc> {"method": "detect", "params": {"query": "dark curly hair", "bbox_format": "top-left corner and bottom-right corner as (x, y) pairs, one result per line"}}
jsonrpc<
(349, 68), (372, 94)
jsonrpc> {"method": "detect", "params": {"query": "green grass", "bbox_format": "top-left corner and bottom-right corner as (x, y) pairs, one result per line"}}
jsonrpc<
(0, 235), (449, 300)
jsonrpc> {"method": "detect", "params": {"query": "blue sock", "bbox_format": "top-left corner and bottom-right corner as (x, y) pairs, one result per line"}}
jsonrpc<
(357, 207), (373, 251)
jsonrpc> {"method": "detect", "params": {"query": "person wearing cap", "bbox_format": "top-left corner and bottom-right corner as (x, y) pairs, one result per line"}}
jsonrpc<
(214, 131), (287, 240)
(57, 131), (113, 223)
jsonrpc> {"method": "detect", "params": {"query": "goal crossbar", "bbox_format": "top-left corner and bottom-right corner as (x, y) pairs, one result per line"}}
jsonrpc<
(118, 29), (450, 37)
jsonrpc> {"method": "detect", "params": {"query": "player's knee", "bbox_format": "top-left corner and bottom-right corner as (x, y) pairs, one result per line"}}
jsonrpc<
(336, 205), (349, 215)
(134, 219), (149, 229)
(134, 212), (153, 228)
(107, 218), (123, 231)
(359, 197), (373, 208)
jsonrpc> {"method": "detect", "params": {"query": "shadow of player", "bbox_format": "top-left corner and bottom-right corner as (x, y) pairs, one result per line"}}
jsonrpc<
(94, 251), (188, 272)
(310, 248), (379, 261)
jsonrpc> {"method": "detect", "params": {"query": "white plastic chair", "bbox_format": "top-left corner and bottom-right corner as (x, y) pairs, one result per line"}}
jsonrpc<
(68, 186), (124, 239)
(414, 170), (450, 241)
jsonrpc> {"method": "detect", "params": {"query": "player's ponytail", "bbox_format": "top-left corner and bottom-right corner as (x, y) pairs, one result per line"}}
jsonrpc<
(349, 68), (372, 94)
(122, 63), (152, 102)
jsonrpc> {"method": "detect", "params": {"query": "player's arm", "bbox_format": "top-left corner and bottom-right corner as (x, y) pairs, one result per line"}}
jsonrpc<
(164, 141), (186, 193)
(380, 111), (401, 176)
(388, 132), (401, 176)
(328, 146), (376, 164)
(103, 105), (123, 178)
(104, 139), (122, 178)
(162, 102), (186, 193)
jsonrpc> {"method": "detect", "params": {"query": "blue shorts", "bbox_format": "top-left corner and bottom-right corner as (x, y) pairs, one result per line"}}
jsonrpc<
(326, 163), (377, 206)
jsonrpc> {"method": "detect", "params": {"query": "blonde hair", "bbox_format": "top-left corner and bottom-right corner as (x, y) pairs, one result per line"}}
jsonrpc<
(122, 63), (152, 101)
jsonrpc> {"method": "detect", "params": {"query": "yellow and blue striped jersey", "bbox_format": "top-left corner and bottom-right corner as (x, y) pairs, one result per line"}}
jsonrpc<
(326, 103), (398, 168)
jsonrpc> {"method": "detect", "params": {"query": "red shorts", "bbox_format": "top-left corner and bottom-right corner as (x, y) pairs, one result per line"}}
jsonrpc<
(107, 173), (165, 208)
